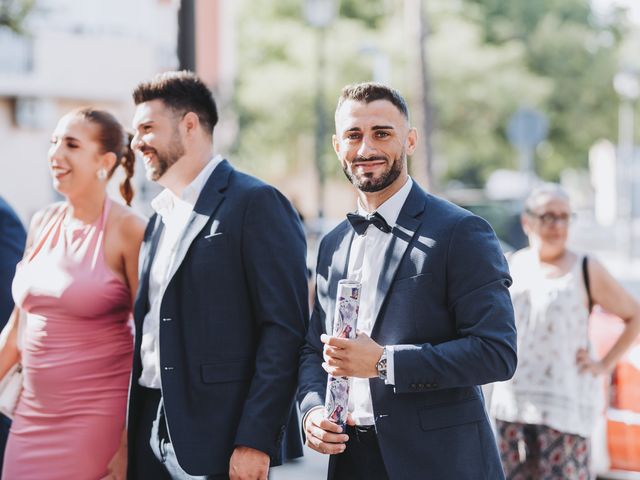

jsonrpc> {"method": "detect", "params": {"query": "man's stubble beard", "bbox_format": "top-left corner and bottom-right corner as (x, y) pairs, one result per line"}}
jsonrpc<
(146, 129), (186, 182)
(342, 151), (405, 193)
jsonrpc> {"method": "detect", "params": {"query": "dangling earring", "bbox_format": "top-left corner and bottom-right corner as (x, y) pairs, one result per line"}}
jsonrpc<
(97, 168), (107, 181)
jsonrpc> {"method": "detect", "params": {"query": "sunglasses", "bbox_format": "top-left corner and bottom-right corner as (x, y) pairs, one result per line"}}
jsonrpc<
(526, 210), (576, 226)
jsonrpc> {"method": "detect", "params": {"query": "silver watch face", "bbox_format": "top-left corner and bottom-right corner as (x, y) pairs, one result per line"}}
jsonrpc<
(376, 349), (388, 379)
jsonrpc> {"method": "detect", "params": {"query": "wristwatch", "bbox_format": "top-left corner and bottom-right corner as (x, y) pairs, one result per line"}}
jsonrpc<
(376, 347), (388, 381)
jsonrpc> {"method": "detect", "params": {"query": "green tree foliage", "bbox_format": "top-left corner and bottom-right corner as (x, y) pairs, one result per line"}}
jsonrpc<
(459, 0), (628, 181)
(427, 3), (551, 185)
(232, 0), (406, 180)
(233, 0), (634, 189)
(0, 0), (34, 33)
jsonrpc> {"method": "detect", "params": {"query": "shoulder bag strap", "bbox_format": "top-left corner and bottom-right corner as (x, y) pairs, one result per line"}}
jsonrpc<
(582, 255), (593, 313)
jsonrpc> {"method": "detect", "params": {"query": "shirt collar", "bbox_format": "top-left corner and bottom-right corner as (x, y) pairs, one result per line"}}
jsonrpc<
(181, 154), (223, 205)
(357, 177), (413, 228)
(151, 155), (223, 217)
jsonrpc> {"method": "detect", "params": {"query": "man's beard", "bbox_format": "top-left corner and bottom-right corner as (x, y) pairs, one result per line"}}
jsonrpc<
(144, 129), (185, 181)
(343, 152), (404, 193)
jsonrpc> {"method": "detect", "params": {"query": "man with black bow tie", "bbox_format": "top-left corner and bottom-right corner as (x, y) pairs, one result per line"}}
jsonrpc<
(298, 82), (517, 480)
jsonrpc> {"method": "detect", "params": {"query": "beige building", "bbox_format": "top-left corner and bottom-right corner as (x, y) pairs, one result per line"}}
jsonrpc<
(0, 0), (237, 223)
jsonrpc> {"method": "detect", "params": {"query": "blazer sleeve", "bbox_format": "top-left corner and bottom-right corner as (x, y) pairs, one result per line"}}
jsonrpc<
(0, 204), (26, 327)
(392, 214), (517, 393)
(297, 236), (331, 422)
(233, 185), (309, 458)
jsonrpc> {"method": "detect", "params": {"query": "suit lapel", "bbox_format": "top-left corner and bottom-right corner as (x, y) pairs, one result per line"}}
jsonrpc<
(325, 224), (354, 335)
(370, 183), (427, 334)
(165, 160), (232, 287)
(134, 214), (163, 321)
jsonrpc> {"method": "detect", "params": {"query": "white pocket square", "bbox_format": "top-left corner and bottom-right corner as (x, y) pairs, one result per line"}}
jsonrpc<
(205, 220), (223, 239)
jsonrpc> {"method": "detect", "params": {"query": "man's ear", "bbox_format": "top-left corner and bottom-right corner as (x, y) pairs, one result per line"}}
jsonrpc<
(405, 127), (418, 156)
(182, 111), (200, 136)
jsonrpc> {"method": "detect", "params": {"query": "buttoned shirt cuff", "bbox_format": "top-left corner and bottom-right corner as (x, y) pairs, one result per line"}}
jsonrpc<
(385, 345), (395, 385)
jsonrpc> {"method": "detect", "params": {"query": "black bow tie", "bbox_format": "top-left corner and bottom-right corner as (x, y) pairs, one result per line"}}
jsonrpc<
(346, 212), (392, 235)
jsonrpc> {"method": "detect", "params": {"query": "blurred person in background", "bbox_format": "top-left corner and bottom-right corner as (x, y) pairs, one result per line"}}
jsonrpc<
(0, 108), (145, 480)
(491, 183), (640, 479)
(0, 197), (26, 474)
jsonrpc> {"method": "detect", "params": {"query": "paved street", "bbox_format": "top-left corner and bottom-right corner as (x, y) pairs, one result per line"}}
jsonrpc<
(271, 446), (327, 480)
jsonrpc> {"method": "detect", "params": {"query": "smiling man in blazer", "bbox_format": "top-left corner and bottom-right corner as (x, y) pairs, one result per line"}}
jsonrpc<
(126, 71), (308, 480)
(298, 83), (517, 479)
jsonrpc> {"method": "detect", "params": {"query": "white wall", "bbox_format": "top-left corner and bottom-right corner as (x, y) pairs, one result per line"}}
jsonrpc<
(0, 0), (180, 223)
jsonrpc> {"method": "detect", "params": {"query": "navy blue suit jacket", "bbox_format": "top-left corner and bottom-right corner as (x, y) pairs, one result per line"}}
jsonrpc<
(127, 160), (308, 476)
(298, 183), (517, 479)
(0, 197), (26, 327)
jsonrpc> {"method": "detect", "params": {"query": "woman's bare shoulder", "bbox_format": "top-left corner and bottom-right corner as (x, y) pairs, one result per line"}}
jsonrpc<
(108, 201), (146, 243)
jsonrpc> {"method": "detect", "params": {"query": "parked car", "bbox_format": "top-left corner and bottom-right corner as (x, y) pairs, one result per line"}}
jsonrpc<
(446, 190), (528, 252)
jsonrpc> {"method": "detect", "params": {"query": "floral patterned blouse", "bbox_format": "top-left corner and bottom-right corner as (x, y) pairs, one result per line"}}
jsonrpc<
(490, 248), (601, 437)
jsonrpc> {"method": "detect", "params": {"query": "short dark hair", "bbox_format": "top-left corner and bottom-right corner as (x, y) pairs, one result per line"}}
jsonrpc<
(337, 82), (409, 119)
(133, 71), (218, 135)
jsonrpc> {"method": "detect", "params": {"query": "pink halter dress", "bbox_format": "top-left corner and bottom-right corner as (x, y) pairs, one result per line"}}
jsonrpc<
(4, 198), (133, 480)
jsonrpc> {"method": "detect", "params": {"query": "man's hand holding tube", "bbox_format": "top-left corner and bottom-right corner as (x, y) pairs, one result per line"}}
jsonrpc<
(321, 330), (384, 378)
(305, 330), (386, 455)
(304, 407), (354, 455)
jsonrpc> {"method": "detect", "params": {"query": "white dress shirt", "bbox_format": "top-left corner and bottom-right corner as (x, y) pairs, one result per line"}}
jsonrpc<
(347, 177), (413, 425)
(138, 156), (223, 388)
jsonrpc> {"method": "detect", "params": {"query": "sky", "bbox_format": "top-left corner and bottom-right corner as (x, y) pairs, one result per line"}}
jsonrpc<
(592, 0), (640, 23)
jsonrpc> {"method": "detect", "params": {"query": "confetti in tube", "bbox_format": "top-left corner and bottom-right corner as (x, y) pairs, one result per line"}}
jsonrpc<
(324, 280), (361, 426)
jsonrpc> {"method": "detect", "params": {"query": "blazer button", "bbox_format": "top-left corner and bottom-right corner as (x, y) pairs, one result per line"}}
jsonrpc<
(410, 383), (416, 389)
(418, 383), (425, 389)
(162, 317), (172, 322)
(164, 366), (175, 371)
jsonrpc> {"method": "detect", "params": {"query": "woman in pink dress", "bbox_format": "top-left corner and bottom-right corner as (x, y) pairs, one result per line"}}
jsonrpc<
(0, 108), (145, 479)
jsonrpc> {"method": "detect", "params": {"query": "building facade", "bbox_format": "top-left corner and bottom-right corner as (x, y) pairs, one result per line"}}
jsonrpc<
(0, 0), (236, 222)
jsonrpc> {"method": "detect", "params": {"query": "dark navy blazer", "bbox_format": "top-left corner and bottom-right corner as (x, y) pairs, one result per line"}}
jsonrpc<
(299, 182), (517, 480)
(0, 197), (26, 327)
(0, 197), (26, 473)
(127, 160), (308, 476)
